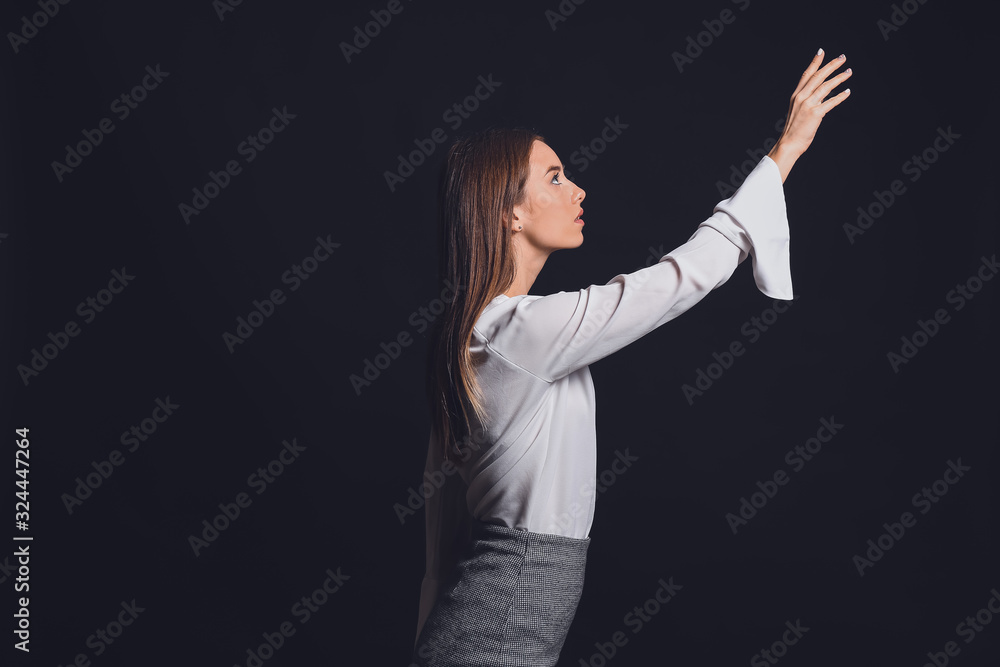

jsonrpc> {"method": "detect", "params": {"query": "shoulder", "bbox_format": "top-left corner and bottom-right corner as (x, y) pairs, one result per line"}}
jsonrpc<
(473, 293), (548, 341)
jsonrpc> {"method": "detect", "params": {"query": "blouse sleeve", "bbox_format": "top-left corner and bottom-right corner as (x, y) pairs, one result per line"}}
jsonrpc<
(477, 155), (793, 383)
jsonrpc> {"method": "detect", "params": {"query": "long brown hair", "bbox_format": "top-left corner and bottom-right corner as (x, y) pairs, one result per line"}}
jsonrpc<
(426, 126), (544, 461)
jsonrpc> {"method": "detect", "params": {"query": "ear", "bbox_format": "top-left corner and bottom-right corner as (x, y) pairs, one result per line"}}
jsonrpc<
(510, 202), (526, 229)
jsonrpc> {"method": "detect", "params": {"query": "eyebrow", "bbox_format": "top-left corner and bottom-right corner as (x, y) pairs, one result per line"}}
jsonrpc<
(544, 164), (564, 175)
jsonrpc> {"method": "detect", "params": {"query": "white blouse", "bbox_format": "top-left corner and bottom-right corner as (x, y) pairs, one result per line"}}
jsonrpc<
(416, 155), (793, 643)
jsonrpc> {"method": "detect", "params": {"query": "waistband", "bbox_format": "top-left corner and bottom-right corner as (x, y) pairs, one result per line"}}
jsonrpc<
(470, 518), (591, 549)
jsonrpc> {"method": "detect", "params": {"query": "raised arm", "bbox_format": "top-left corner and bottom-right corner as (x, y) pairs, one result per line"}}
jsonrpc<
(477, 48), (853, 383)
(476, 154), (791, 383)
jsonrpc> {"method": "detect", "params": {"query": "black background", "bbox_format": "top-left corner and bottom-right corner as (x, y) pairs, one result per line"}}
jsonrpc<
(2, 0), (998, 665)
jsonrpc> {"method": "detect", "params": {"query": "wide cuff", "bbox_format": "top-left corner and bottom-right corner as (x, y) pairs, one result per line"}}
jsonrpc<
(695, 155), (793, 300)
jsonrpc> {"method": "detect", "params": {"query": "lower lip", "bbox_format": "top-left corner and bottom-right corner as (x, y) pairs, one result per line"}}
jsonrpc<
(575, 218), (585, 225)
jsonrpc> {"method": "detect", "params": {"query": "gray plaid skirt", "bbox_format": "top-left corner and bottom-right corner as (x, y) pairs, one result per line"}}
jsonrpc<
(412, 519), (591, 667)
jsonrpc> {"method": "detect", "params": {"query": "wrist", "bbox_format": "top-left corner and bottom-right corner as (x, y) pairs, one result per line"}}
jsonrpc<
(768, 139), (803, 162)
(767, 141), (802, 184)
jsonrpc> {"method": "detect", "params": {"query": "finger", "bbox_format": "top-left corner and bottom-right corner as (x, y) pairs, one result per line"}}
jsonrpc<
(792, 49), (825, 98)
(814, 53), (848, 79)
(812, 67), (853, 102)
(799, 49), (825, 79)
(800, 54), (848, 100)
(817, 87), (851, 116)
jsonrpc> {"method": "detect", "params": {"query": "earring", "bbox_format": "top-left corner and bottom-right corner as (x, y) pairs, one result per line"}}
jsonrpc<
(518, 225), (522, 230)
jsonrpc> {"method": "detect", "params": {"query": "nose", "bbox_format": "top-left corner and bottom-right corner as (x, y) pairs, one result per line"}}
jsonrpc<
(575, 187), (586, 203)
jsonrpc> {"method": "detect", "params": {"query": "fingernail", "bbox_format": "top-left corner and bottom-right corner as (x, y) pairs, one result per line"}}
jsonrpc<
(817, 47), (824, 56)
(838, 53), (846, 60)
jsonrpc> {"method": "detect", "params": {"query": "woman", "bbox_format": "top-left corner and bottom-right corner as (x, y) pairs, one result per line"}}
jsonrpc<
(413, 50), (852, 666)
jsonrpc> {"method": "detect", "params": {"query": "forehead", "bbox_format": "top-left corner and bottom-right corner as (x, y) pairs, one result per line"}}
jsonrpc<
(529, 140), (560, 170)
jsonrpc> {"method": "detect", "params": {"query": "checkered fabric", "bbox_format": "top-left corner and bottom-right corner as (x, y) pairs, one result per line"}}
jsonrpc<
(412, 519), (591, 666)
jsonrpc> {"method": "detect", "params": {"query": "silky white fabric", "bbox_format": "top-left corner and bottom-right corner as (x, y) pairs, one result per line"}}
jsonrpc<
(416, 155), (792, 644)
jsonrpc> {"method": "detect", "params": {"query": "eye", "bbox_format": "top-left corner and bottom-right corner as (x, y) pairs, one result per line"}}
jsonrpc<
(550, 172), (563, 185)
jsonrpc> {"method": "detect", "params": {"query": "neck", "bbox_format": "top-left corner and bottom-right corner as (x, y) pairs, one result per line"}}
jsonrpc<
(503, 243), (551, 297)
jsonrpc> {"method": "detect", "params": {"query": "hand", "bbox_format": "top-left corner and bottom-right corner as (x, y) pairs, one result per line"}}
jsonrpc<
(773, 50), (852, 157)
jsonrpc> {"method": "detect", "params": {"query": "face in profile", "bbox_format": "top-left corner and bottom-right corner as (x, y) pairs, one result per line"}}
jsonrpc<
(512, 140), (587, 254)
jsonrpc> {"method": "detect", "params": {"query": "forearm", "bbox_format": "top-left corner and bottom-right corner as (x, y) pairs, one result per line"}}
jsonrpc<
(766, 141), (803, 184)
(701, 153), (793, 300)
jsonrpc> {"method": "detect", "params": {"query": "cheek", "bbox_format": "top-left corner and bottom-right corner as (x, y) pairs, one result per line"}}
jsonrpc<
(538, 182), (569, 207)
